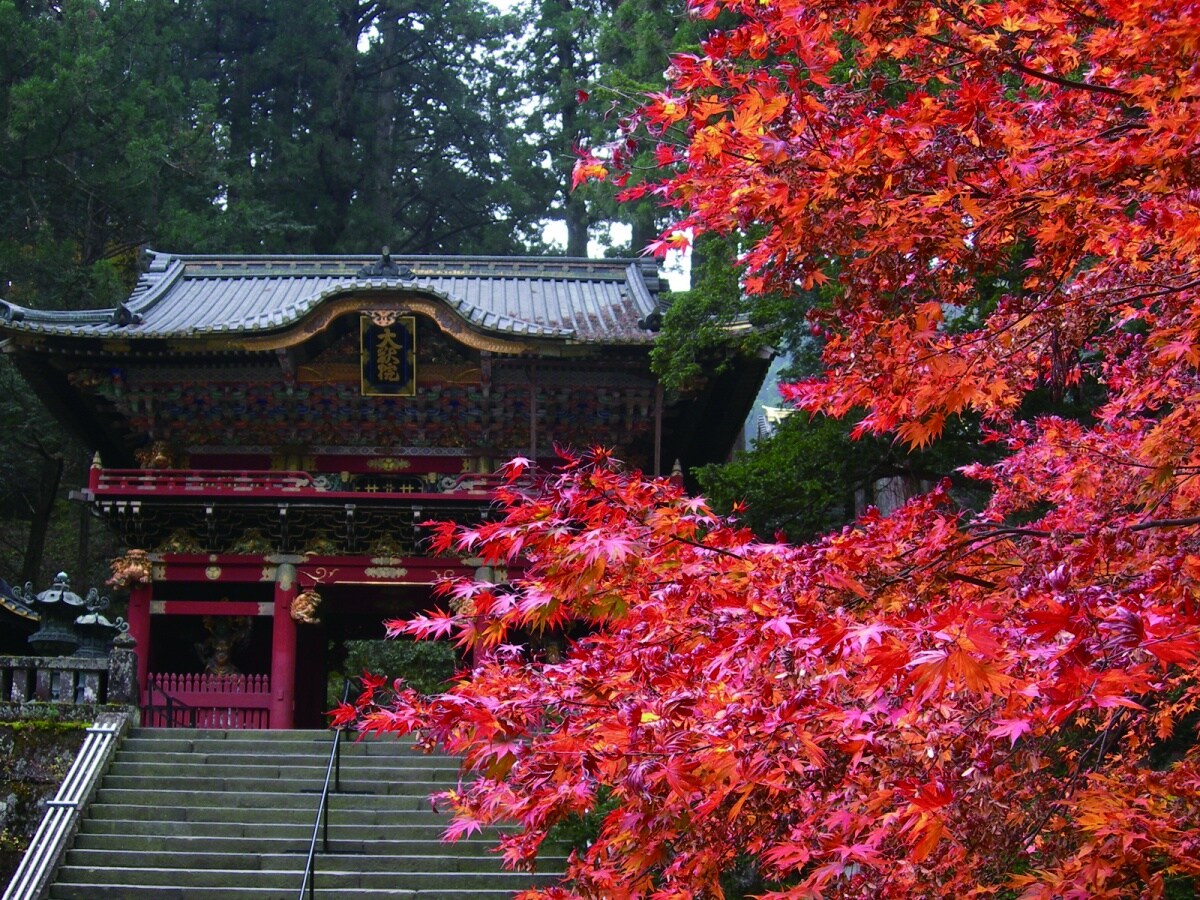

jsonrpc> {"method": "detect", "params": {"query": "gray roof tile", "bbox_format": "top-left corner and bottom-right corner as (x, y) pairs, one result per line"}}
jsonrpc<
(0, 252), (666, 345)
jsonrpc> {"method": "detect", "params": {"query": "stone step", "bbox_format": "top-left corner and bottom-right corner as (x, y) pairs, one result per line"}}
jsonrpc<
(73, 833), (515, 856)
(106, 761), (461, 783)
(53, 864), (559, 890)
(120, 736), (429, 757)
(113, 751), (460, 769)
(49, 886), (523, 899)
(79, 818), (463, 841)
(128, 727), (333, 740)
(125, 728), (419, 745)
(81, 805), (470, 829)
(93, 788), (446, 810)
(48, 727), (562, 898)
(65, 848), (568, 874)
(99, 773), (452, 795)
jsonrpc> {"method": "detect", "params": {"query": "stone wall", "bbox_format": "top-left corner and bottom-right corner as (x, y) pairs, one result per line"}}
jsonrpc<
(0, 699), (137, 891)
(0, 714), (90, 889)
(0, 641), (140, 891)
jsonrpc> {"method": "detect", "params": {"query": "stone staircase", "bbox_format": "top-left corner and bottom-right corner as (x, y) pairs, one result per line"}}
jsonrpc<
(46, 728), (564, 899)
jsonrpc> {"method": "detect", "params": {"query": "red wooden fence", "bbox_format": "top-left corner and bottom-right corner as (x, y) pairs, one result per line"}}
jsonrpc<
(143, 672), (272, 729)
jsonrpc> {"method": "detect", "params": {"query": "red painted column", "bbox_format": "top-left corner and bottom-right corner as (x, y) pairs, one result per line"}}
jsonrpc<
(471, 565), (495, 669)
(127, 581), (152, 704)
(270, 563), (298, 729)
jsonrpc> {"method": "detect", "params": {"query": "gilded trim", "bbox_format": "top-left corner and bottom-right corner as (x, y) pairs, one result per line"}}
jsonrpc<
(367, 458), (412, 472)
(296, 363), (483, 386)
(235, 294), (539, 355)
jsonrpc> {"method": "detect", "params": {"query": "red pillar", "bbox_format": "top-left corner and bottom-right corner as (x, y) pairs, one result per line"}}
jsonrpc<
(471, 565), (495, 669)
(127, 581), (152, 703)
(270, 563), (298, 729)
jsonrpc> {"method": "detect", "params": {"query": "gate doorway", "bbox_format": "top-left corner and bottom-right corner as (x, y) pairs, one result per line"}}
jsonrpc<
(291, 582), (460, 728)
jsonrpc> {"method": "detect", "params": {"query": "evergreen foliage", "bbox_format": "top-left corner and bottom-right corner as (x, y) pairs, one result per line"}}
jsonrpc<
(0, 0), (699, 579)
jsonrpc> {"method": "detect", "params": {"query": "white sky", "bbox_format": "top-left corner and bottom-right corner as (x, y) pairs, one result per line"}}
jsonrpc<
(542, 221), (690, 292)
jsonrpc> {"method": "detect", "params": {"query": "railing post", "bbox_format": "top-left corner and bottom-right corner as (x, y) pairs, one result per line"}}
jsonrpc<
(10, 666), (31, 703)
(334, 728), (342, 793)
(299, 681), (351, 899)
(88, 453), (101, 492)
(321, 786), (329, 853)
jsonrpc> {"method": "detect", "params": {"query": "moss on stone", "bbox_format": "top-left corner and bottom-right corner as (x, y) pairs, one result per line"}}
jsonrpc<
(0, 720), (88, 890)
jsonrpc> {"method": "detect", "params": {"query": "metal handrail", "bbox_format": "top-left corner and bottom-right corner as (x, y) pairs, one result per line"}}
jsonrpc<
(298, 679), (352, 899)
(143, 676), (198, 728)
(2, 714), (125, 900)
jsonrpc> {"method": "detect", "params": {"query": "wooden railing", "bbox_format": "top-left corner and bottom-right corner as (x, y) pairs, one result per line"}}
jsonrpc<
(96, 469), (316, 494)
(92, 468), (520, 500)
(143, 672), (272, 729)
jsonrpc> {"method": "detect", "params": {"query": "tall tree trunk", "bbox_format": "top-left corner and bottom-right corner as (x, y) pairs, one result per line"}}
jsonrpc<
(22, 450), (62, 586)
(629, 202), (656, 256)
(314, 1), (366, 252)
(565, 194), (589, 256)
(367, 3), (400, 244)
(215, 1), (258, 215)
(556, 0), (589, 257)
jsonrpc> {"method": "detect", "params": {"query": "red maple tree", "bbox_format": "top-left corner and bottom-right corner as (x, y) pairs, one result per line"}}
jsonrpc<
(346, 1), (1200, 896)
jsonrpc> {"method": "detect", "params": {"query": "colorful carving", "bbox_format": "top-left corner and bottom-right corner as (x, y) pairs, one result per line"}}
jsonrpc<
(290, 590), (323, 624)
(367, 458), (412, 471)
(158, 529), (204, 554)
(303, 533), (343, 557)
(231, 529), (274, 554)
(136, 441), (176, 469)
(108, 549), (153, 589)
(367, 534), (408, 558)
(110, 368), (652, 456)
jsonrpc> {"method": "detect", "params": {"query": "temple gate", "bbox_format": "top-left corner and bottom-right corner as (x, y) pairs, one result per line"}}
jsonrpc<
(0, 251), (766, 727)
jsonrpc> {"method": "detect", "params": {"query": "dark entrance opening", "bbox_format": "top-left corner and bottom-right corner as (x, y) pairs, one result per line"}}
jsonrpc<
(148, 613), (271, 677)
(292, 582), (455, 728)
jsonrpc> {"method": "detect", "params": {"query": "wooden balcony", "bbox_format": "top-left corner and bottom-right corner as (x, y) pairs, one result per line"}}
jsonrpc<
(77, 467), (536, 555)
(88, 468), (515, 501)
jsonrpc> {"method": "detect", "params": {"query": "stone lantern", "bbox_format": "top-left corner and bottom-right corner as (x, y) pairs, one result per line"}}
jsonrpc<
(74, 589), (125, 658)
(26, 572), (88, 656)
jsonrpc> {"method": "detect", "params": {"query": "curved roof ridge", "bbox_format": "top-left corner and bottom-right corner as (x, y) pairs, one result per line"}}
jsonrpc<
(0, 299), (113, 327)
(159, 250), (648, 265)
(127, 256), (186, 316)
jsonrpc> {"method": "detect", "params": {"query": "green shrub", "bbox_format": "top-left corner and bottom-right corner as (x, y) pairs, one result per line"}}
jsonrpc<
(328, 639), (459, 704)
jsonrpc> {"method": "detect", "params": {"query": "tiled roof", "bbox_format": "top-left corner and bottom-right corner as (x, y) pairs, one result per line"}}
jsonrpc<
(0, 252), (666, 345)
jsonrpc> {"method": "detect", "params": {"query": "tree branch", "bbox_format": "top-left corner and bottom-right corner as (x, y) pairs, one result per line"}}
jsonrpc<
(920, 32), (1129, 99)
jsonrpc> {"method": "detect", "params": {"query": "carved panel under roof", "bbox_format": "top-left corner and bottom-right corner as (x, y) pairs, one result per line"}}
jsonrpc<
(102, 378), (652, 459)
(60, 310), (659, 465)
